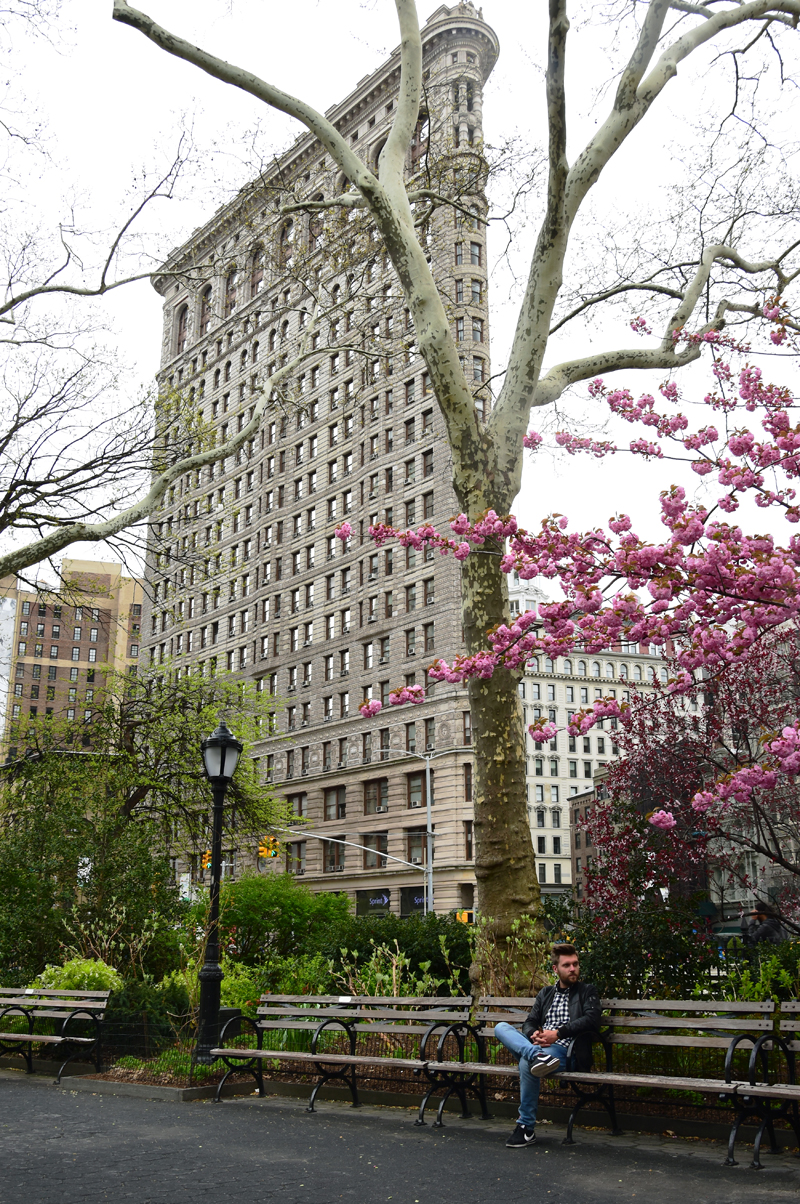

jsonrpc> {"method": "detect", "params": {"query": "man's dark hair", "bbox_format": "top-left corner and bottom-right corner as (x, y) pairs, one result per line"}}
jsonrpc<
(551, 942), (578, 963)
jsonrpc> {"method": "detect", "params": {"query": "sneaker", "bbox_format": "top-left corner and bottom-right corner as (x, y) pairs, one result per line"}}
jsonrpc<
(526, 1053), (561, 1078)
(506, 1123), (536, 1148)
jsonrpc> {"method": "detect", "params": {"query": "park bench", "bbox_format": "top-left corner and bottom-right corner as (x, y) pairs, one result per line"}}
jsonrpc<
(429, 995), (800, 1168)
(0, 986), (109, 1082)
(211, 993), (473, 1109)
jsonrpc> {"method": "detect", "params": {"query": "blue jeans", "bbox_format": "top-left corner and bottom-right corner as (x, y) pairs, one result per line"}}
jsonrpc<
(494, 1022), (569, 1128)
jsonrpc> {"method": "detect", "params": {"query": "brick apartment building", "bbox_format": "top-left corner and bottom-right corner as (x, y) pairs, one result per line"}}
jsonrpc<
(0, 559), (144, 756)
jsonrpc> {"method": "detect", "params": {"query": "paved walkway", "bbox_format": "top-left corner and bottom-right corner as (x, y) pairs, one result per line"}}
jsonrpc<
(1, 1071), (799, 1204)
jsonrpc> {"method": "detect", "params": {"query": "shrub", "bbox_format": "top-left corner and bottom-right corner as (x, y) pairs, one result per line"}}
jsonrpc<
(34, 958), (123, 993)
(307, 912), (471, 992)
(203, 871), (350, 965)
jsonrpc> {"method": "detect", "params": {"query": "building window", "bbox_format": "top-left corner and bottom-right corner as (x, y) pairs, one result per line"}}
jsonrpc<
(323, 838), (345, 872)
(553, 864), (562, 885)
(407, 828), (427, 865)
(407, 771), (433, 809)
(464, 819), (473, 860)
(286, 841), (306, 874)
(362, 831), (388, 869)
(538, 863), (546, 884)
(324, 786), (346, 820)
(463, 763), (473, 802)
(364, 778), (389, 814)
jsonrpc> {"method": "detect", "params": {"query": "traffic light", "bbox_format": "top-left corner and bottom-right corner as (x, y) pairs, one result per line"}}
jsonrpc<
(201, 850), (211, 870)
(259, 836), (280, 859)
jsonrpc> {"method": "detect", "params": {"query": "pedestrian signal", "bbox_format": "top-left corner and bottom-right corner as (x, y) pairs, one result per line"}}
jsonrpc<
(259, 836), (280, 858)
(455, 910), (474, 924)
(201, 850), (211, 870)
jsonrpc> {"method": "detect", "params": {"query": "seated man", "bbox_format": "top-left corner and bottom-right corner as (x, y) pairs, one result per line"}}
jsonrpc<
(495, 942), (601, 1148)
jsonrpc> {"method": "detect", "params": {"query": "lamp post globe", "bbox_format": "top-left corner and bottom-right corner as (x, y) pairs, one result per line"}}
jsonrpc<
(195, 717), (243, 1066)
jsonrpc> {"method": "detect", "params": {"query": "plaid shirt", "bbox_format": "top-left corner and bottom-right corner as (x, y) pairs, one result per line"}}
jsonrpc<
(543, 984), (572, 1049)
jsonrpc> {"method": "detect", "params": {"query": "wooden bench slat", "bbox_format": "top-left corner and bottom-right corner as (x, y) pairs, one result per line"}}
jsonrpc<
(604, 999), (774, 1013)
(0, 1032), (94, 1045)
(608, 1033), (769, 1049)
(212, 1048), (427, 1070)
(607, 1020), (771, 1030)
(0, 989), (110, 999)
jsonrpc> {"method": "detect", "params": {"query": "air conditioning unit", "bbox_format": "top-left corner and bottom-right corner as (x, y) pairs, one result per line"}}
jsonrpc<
(411, 856), (422, 864)
(327, 553), (336, 561)
(362, 755), (371, 764)
(301, 720), (309, 728)
(337, 760), (347, 768)
(403, 479), (412, 487)
(287, 685), (296, 693)
(407, 649), (416, 657)
(341, 709), (350, 718)
(340, 669), (349, 677)
(303, 639), (312, 647)
(324, 714), (332, 722)
(410, 800), (422, 808)
(285, 770), (294, 779)
(368, 573), (377, 581)
(426, 742), (435, 751)
(342, 626), (350, 635)
(426, 598), (435, 606)
(323, 761), (331, 772)
(370, 453), (379, 461)
(378, 656), (387, 665)
(341, 586), (351, 594)
(301, 767), (308, 774)
(368, 616), (376, 624)
(375, 805), (388, 813)
(296, 868), (305, 875)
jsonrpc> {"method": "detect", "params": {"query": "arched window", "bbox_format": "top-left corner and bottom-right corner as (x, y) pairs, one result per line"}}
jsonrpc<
(269, 329), (277, 353)
(372, 138), (389, 172)
(175, 304), (188, 355)
(250, 246), (264, 296)
(647, 666), (656, 682)
(214, 368), (221, 390)
(308, 195), (324, 248)
(563, 659), (572, 675)
(252, 341), (259, 363)
(280, 320), (289, 343)
(578, 660), (587, 676)
(619, 664), (628, 680)
(279, 220), (294, 267)
(528, 657), (539, 673)
(224, 268), (238, 318)
(224, 361), (232, 383)
(411, 112), (429, 164)
(592, 661), (601, 677)
(660, 666), (668, 682)
(633, 665), (643, 681)
(544, 657), (554, 673)
(199, 287), (212, 337)
(605, 663), (614, 678)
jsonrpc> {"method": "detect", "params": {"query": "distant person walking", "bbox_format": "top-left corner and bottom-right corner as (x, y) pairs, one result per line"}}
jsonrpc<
(494, 943), (601, 1148)
(740, 905), (786, 946)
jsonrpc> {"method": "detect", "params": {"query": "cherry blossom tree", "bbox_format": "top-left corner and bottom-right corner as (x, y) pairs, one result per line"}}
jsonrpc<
(111, 0), (800, 981)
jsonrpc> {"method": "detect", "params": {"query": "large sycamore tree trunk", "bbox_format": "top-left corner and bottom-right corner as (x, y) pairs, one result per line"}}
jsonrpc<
(112, 0), (800, 983)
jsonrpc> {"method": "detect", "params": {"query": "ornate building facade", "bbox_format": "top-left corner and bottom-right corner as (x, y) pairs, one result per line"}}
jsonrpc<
(144, 4), (500, 916)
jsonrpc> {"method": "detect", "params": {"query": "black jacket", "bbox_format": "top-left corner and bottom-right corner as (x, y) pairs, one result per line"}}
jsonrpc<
(521, 981), (602, 1071)
(741, 916), (785, 946)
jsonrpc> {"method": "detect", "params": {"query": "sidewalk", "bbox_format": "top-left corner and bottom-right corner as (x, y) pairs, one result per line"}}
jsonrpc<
(1, 1070), (799, 1204)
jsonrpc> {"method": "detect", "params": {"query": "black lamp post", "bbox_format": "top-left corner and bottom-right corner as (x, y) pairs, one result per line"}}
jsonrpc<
(195, 717), (243, 1064)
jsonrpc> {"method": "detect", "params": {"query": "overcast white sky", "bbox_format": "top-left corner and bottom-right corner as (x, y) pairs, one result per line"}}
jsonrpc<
(7, 0), (799, 580)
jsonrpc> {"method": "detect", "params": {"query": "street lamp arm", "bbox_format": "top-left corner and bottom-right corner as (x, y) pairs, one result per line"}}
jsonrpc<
(276, 825), (427, 874)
